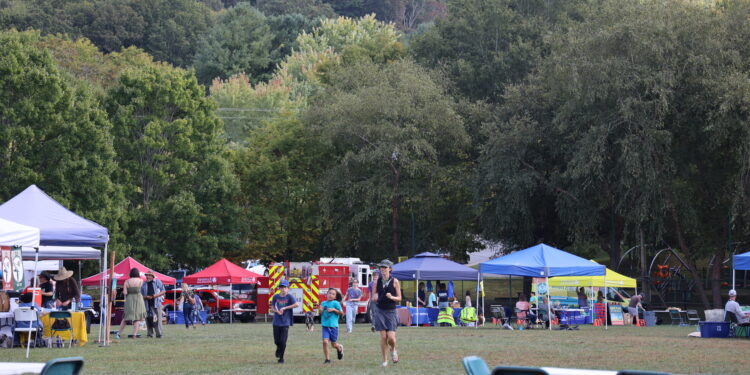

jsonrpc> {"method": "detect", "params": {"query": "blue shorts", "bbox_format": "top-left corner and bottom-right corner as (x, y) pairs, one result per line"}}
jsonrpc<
(322, 326), (338, 342)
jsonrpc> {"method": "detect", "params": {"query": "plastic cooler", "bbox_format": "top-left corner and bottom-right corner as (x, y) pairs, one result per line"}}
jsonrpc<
(79, 294), (93, 308)
(700, 321), (730, 338)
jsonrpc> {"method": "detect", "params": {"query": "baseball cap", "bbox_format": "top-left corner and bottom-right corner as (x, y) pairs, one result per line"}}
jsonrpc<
(144, 271), (155, 277)
(278, 279), (290, 287)
(377, 259), (394, 268)
(729, 289), (737, 297)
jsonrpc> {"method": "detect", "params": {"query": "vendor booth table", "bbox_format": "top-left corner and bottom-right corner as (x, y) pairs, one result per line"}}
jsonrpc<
(480, 243), (606, 330)
(40, 311), (88, 346)
(392, 252), (480, 328)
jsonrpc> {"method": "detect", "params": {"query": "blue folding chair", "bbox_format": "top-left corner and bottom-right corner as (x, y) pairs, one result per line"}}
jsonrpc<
(40, 356), (84, 375)
(463, 356), (491, 375)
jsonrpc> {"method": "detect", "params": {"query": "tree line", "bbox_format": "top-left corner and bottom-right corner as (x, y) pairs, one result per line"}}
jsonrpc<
(2, 0), (750, 308)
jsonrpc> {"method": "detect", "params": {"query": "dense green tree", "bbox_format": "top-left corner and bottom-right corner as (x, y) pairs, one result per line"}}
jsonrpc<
(105, 64), (241, 269)
(0, 30), (125, 246)
(131, 0), (214, 67)
(231, 113), (331, 261)
(193, 4), (273, 85)
(410, 0), (584, 103)
(306, 60), (471, 259)
(255, 0), (336, 18)
(267, 13), (320, 70)
(211, 73), (299, 144)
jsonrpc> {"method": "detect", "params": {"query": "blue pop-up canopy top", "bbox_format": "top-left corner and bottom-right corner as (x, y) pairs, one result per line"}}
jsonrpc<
(0, 185), (109, 247)
(393, 252), (479, 280)
(479, 243), (605, 277)
(480, 243), (606, 330)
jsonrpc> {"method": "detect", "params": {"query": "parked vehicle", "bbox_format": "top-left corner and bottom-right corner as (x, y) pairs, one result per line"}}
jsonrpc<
(162, 288), (256, 323)
(257, 260), (373, 322)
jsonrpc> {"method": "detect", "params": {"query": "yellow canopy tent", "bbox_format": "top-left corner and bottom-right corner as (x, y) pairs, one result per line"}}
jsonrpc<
(548, 260), (636, 288)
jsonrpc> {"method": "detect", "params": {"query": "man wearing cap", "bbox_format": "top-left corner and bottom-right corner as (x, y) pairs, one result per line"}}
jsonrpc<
(141, 271), (166, 338)
(371, 259), (402, 367)
(54, 267), (80, 311)
(725, 290), (750, 324)
(271, 279), (299, 364)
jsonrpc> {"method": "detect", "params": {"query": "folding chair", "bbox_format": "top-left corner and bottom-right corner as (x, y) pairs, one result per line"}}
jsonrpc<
(514, 308), (531, 328)
(49, 311), (74, 348)
(668, 309), (684, 326)
(490, 305), (507, 327)
(40, 356), (84, 375)
(726, 311), (750, 338)
(14, 307), (40, 358)
(686, 310), (700, 326)
(463, 356), (491, 375)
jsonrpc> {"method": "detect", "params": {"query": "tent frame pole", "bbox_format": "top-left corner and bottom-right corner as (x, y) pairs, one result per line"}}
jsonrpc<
(26, 247), (39, 358)
(99, 243), (108, 347)
(230, 282), (233, 324)
(547, 277), (552, 331)
(415, 274), (419, 328)
(475, 273), (480, 329)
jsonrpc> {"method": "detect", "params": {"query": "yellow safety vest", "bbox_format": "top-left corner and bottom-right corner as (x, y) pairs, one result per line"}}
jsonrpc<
(437, 307), (455, 327)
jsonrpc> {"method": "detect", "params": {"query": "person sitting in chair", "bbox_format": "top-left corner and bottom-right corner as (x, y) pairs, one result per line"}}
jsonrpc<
(515, 293), (535, 328)
(726, 289), (750, 324)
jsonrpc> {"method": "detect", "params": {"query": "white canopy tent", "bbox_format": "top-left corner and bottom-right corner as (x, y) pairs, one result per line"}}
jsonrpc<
(0, 217), (40, 248)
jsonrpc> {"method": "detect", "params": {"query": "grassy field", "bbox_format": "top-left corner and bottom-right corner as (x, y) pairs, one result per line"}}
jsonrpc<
(1, 322), (748, 374)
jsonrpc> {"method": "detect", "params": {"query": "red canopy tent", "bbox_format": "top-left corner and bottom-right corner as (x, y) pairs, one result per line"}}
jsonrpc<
(183, 258), (261, 285)
(183, 258), (261, 323)
(81, 256), (176, 286)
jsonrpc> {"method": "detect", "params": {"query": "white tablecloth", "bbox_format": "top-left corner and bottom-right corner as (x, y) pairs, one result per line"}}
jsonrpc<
(0, 362), (45, 375)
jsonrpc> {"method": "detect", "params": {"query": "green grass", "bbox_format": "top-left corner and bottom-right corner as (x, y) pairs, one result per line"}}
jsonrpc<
(0, 323), (748, 374)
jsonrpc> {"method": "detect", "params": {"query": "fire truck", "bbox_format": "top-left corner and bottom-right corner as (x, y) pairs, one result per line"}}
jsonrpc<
(257, 258), (373, 321)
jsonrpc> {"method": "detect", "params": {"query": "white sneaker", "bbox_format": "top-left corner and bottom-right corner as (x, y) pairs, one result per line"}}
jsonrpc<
(392, 350), (399, 363)
(382, 361), (388, 367)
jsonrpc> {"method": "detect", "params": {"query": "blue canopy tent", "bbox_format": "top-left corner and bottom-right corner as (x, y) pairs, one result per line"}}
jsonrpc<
(0, 184), (110, 347)
(733, 251), (750, 289)
(479, 243), (606, 330)
(392, 252), (480, 327)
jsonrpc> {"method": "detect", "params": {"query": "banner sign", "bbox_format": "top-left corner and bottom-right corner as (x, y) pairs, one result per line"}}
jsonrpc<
(11, 246), (24, 291)
(1, 247), (11, 290)
(609, 304), (625, 326)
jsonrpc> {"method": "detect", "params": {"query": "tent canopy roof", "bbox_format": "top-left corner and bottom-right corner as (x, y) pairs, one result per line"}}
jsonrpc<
(0, 185), (109, 247)
(735, 251), (750, 271)
(548, 260), (636, 288)
(392, 252), (479, 281)
(22, 246), (100, 261)
(82, 256), (175, 286)
(0, 218), (40, 247)
(479, 243), (606, 277)
(183, 259), (261, 285)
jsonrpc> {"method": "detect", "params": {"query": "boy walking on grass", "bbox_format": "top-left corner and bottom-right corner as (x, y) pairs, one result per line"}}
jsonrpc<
(272, 280), (299, 364)
(320, 288), (345, 364)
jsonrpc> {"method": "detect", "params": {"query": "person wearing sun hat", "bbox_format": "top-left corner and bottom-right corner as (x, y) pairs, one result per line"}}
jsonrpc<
(371, 259), (402, 367)
(54, 266), (80, 311)
(725, 289), (750, 324)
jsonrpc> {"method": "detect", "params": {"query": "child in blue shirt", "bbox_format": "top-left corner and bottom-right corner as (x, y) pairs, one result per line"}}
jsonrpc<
(319, 288), (344, 364)
(271, 280), (299, 364)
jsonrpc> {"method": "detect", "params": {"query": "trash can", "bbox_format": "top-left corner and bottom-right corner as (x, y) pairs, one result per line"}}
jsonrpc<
(644, 311), (657, 326)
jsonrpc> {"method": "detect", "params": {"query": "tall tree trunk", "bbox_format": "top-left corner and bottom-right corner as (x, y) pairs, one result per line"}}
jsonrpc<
(669, 205), (712, 309)
(710, 251), (725, 308)
(390, 165), (401, 260)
